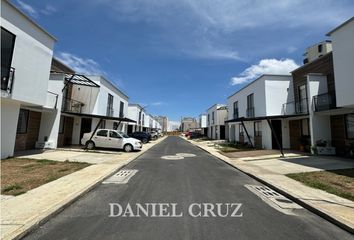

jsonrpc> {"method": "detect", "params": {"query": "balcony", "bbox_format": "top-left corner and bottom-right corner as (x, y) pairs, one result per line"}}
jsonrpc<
(1, 67), (15, 94)
(246, 107), (255, 118)
(107, 106), (114, 117)
(282, 98), (309, 115)
(313, 93), (336, 112)
(62, 98), (84, 113)
(233, 111), (239, 119)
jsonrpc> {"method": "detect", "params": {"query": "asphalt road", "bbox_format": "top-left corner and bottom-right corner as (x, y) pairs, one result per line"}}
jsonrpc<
(23, 136), (353, 240)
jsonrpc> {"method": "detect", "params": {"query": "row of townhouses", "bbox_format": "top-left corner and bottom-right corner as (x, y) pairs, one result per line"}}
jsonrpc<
(199, 17), (354, 157)
(0, 0), (163, 159)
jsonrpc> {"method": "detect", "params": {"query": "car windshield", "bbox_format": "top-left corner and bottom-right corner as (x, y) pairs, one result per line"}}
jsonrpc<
(119, 132), (130, 138)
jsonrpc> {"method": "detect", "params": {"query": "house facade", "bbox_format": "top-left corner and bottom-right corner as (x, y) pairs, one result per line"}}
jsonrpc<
(206, 104), (228, 140)
(1, 0), (57, 158)
(199, 114), (207, 135)
(56, 73), (132, 146)
(181, 117), (198, 132)
(227, 75), (293, 149)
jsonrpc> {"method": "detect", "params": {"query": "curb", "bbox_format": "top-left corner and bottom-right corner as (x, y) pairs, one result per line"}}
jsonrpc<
(186, 139), (354, 234)
(8, 137), (167, 240)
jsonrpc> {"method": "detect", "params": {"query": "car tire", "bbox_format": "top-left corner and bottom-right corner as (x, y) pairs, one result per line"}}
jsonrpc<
(86, 141), (95, 150)
(142, 138), (148, 144)
(124, 144), (133, 152)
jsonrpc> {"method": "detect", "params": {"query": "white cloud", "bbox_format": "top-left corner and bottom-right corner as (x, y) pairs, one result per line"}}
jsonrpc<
(56, 52), (106, 75)
(16, 0), (38, 18)
(41, 5), (57, 15)
(230, 59), (299, 85)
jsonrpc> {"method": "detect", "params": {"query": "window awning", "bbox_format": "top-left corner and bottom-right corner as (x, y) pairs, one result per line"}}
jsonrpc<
(61, 111), (136, 123)
(225, 113), (308, 123)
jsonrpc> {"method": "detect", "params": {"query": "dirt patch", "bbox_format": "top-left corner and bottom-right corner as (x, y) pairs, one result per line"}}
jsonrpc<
(1, 158), (90, 196)
(287, 168), (354, 201)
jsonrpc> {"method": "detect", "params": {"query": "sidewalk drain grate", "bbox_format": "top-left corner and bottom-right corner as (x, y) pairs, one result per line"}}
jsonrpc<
(245, 185), (302, 214)
(102, 169), (138, 184)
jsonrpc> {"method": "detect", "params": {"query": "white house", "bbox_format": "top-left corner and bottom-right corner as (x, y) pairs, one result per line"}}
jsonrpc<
(49, 64), (135, 147)
(227, 75), (293, 150)
(127, 103), (145, 133)
(206, 104), (228, 140)
(1, 0), (57, 158)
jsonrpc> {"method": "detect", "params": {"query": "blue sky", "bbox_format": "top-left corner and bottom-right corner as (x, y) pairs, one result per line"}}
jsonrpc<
(14, 0), (354, 122)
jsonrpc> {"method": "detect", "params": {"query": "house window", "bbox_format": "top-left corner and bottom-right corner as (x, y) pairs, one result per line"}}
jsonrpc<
(239, 124), (244, 136)
(17, 109), (29, 133)
(233, 101), (239, 119)
(119, 101), (124, 118)
(346, 114), (354, 139)
(107, 94), (114, 116)
(301, 119), (309, 136)
(96, 129), (108, 137)
(99, 120), (106, 129)
(254, 121), (262, 137)
(318, 44), (323, 53)
(1, 27), (16, 91)
(212, 112), (215, 124)
(59, 116), (65, 134)
(298, 84), (308, 113)
(207, 114), (210, 125)
(247, 93), (254, 117)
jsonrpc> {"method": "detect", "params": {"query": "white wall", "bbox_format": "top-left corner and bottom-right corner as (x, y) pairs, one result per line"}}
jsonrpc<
(37, 73), (65, 148)
(1, 1), (55, 106)
(1, 99), (21, 159)
(265, 76), (292, 116)
(330, 19), (354, 107)
(199, 115), (207, 128)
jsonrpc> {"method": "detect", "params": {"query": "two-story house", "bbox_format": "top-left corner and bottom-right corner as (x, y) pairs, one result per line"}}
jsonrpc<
(227, 75), (293, 150)
(206, 104), (228, 140)
(1, 0), (57, 158)
(49, 63), (135, 146)
(127, 103), (145, 133)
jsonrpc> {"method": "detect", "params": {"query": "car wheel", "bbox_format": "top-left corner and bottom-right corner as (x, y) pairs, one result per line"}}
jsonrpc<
(124, 144), (133, 152)
(86, 141), (95, 150)
(142, 138), (148, 144)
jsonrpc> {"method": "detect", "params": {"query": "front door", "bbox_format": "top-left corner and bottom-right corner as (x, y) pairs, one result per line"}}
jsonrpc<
(271, 120), (282, 150)
(108, 130), (123, 149)
(80, 118), (92, 142)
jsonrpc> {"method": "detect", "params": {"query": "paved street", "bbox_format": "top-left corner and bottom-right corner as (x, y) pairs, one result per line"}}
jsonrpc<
(23, 137), (352, 240)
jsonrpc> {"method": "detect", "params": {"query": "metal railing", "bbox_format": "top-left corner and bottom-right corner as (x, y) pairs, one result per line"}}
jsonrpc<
(282, 98), (308, 115)
(313, 93), (336, 112)
(246, 107), (255, 118)
(62, 98), (84, 113)
(1, 67), (15, 93)
(106, 106), (114, 117)
(45, 91), (59, 109)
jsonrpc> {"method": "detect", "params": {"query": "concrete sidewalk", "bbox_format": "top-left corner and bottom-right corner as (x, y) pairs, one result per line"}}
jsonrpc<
(1, 137), (166, 240)
(187, 138), (354, 233)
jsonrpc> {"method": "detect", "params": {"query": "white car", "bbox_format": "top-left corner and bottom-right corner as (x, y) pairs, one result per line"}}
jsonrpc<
(81, 129), (142, 152)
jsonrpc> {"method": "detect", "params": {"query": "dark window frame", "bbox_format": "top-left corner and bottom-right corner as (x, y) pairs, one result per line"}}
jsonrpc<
(345, 114), (354, 140)
(119, 101), (124, 118)
(301, 118), (310, 137)
(16, 109), (29, 134)
(254, 121), (262, 137)
(59, 116), (65, 134)
(233, 101), (239, 119)
(107, 93), (114, 116)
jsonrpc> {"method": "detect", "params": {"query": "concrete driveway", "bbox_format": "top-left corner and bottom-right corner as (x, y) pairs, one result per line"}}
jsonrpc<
(239, 155), (354, 174)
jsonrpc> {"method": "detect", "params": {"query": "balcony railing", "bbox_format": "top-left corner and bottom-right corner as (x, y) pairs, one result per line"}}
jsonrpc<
(1, 67), (15, 93)
(62, 98), (84, 113)
(313, 93), (336, 112)
(282, 98), (308, 115)
(106, 106), (114, 117)
(246, 107), (255, 118)
(233, 111), (239, 119)
(45, 91), (59, 109)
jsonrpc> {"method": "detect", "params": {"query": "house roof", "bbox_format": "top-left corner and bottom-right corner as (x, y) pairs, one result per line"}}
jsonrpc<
(326, 17), (354, 36)
(4, 0), (57, 41)
(227, 74), (291, 99)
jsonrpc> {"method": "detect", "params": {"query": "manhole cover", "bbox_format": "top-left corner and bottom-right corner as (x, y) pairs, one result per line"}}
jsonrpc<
(102, 169), (138, 184)
(161, 155), (184, 160)
(176, 153), (196, 157)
